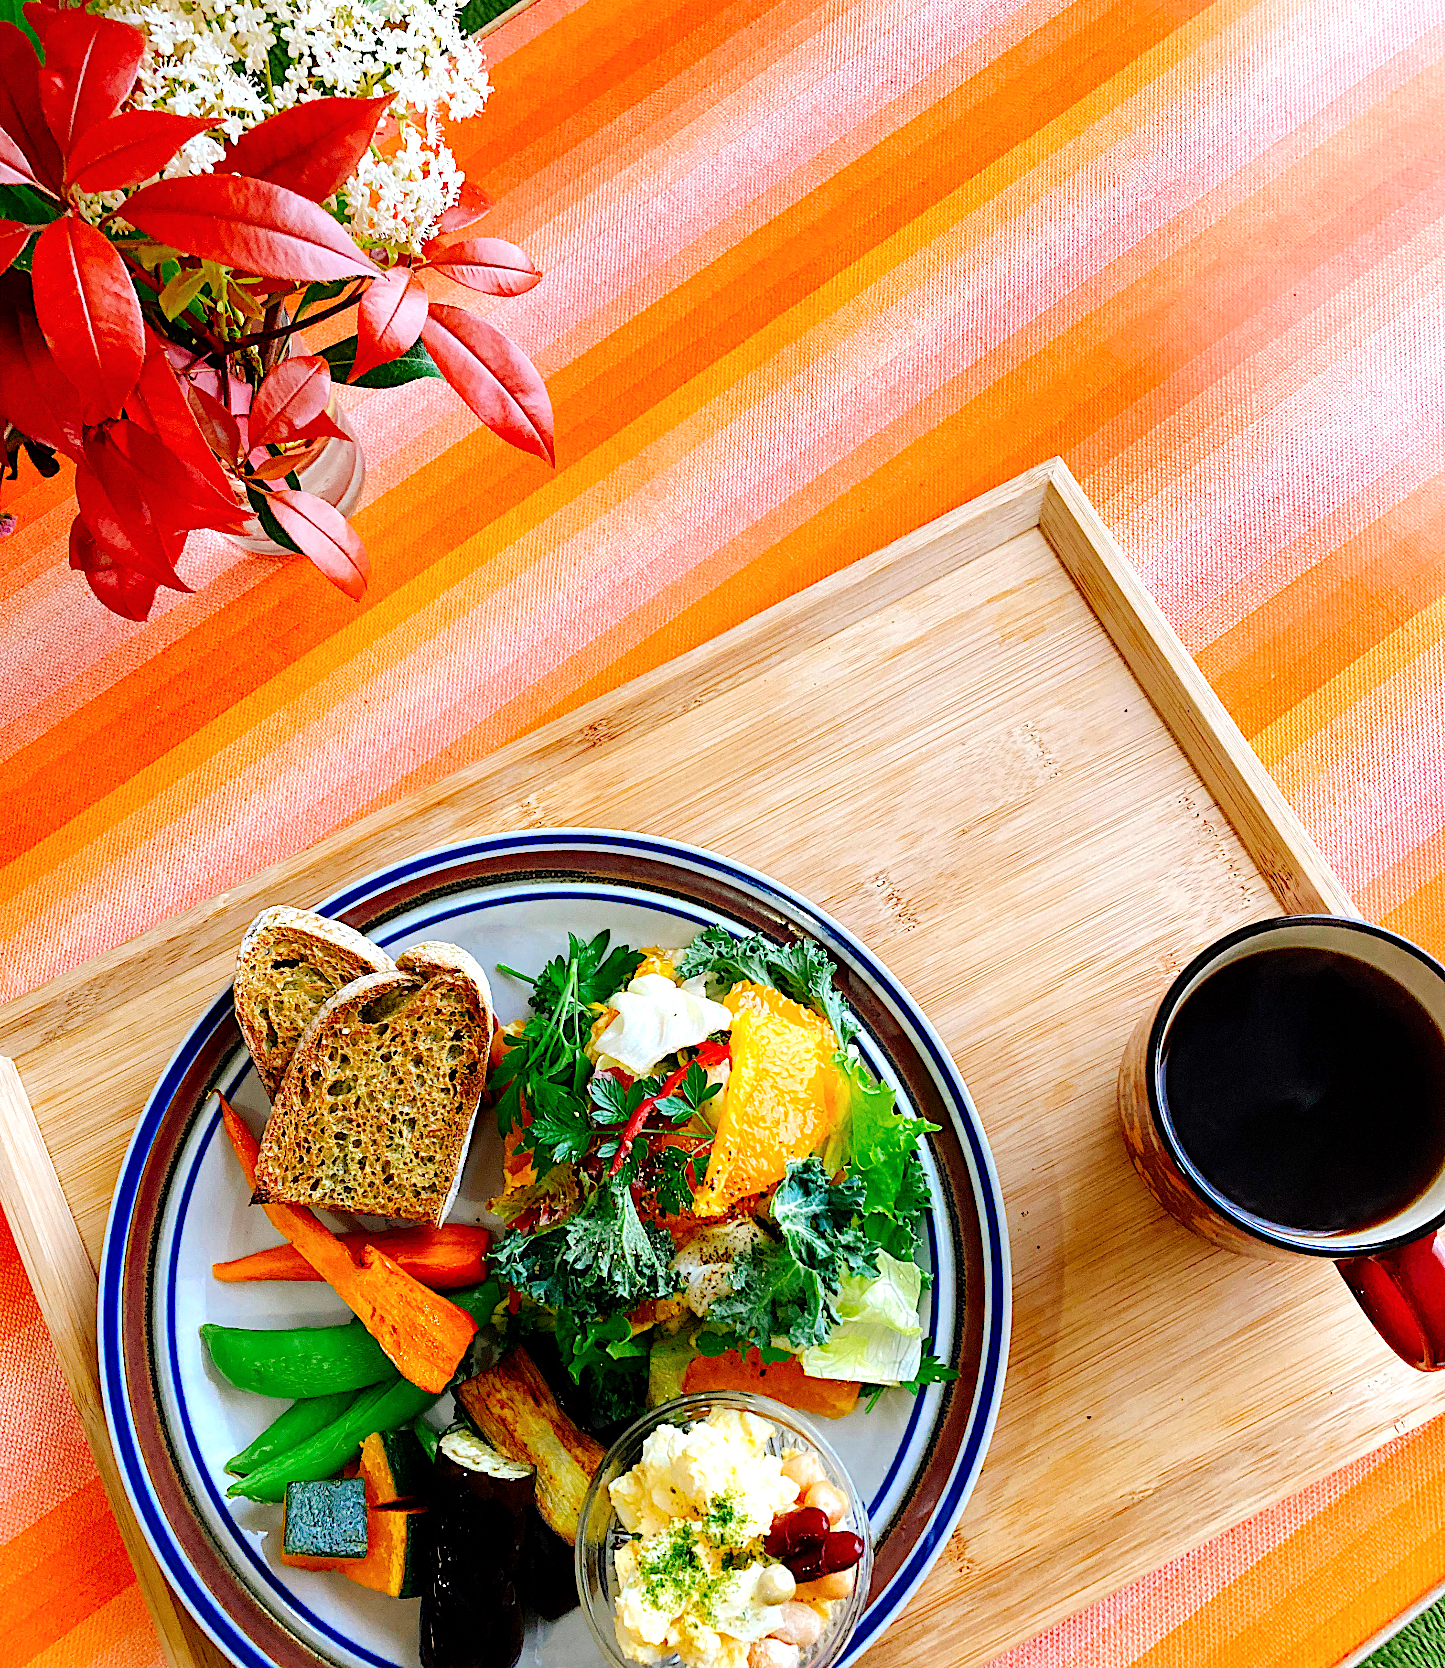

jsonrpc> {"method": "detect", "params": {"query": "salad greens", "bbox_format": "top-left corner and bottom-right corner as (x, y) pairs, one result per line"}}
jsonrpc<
(488, 923), (957, 1431)
(676, 925), (858, 1048)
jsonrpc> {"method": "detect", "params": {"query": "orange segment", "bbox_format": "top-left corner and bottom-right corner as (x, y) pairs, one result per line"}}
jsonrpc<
(684, 1348), (861, 1419)
(691, 983), (841, 1217)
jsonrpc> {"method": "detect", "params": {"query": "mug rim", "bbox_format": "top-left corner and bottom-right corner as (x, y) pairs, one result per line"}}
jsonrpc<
(1146, 914), (1445, 1258)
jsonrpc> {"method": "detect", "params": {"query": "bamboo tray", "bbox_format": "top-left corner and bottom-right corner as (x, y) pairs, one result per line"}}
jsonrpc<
(3, 458), (1442, 1668)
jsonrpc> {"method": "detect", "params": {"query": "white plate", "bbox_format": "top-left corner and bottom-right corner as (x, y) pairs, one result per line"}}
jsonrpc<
(100, 831), (1010, 1668)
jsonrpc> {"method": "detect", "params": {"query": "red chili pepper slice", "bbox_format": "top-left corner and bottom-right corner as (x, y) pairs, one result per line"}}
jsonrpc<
(608, 1038), (731, 1176)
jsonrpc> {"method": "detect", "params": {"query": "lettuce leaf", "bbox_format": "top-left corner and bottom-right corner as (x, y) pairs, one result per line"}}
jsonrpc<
(800, 1252), (924, 1384)
(834, 1054), (938, 1259)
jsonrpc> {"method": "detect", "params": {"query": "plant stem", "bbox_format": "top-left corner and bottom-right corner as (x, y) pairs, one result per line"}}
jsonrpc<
(226, 285), (365, 353)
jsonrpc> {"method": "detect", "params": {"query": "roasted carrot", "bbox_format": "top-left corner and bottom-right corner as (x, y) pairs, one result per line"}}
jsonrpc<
(212, 1224), (490, 1288)
(217, 1095), (477, 1394)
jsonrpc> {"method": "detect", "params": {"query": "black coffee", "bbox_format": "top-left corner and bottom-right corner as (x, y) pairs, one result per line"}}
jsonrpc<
(1162, 946), (1445, 1234)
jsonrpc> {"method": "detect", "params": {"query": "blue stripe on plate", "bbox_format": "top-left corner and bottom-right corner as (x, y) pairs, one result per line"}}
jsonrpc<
(99, 830), (1009, 1668)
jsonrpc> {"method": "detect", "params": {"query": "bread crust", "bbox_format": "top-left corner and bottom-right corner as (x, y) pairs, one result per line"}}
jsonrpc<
(234, 906), (393, 1099)
(253, 950), (492, 1226)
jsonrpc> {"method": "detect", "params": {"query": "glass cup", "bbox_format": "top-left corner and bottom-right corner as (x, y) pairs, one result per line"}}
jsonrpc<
(576, 1391), (874, 1668)
(1118, 914), (1445, 1370)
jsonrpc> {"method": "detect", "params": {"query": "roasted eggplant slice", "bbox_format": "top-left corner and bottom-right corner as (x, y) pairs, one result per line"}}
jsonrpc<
(519, 1507), (579, 1620)
(455, 1347), (605, 1544)
(421, 1488), (528, 1668)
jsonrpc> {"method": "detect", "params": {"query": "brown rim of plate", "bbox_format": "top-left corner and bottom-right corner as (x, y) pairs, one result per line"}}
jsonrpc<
(117, 843), (988, 1668)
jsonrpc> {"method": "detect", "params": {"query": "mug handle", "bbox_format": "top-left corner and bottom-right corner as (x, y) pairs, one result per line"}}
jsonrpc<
(1338, 1230), (1445, 1371)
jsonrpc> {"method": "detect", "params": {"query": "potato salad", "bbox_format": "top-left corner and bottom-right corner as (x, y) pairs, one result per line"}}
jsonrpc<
(608, 1410), (859, 1668)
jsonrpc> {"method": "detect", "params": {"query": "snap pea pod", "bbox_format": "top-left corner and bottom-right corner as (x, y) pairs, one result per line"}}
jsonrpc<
(228, 1376), (438, 1502)
(201, 1317), (394, 1398)
(225, 1390), (359, 1477)
(412, 1413), (439, 1463)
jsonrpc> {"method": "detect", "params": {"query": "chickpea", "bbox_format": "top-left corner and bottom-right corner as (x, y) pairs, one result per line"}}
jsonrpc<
(749, 1642), (801, 1668)
(769, 1603), (824, 1649)
(802, 1480), (849, 1526)
(755, 1564), (796, 1605)
(781, 1451), (826, 1491)
(793, 1567), (856, 1604)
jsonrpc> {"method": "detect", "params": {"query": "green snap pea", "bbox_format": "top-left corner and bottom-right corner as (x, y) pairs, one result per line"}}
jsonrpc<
(411, 1413), (439, 1463)
(201, 1317), (393, 1398)
(225, 1390), (359, 1477)
(227, 1376), (439, 1502)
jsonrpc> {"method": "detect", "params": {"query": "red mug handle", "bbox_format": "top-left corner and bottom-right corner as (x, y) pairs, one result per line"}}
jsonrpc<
(1338, 1230), (1445, 1370)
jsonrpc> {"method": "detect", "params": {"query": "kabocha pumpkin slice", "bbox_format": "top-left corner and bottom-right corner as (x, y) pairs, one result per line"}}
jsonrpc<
(358, 1428), (432, 1506)
(683, 1347), (861, 1419)
(253, 941), (493, 1227)
(691, 983), (845, 1217)
(280, 1477), (369, 1570)
(454, 1347), (604, 1544)
(344, 1506), (431, 1598)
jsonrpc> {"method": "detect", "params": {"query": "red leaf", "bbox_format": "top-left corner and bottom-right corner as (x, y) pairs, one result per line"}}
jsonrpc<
(0, 126), (40, 189)
(123, 173), (377, 281)
(70, 518), (160, 620)
(428, 182), (491, 245)
(288, 410), (349, 445)
(421, 303), (554, 464)
(221, 95), (390, 203)
(185, 382), (244, 464)
(23, 4), (62, 42)
(76, 428), (191, 589)
(0, 22), (60, 189)
(353, 267), (426, 380)
(126, 350), (242, 510)
(428, 238), (541, 298)
(109, 415), (247, 535)
(262, 487), (368, 598)
(0, 220), (31, 276)
(249, 353), (331, 449)
(38, 10), (145, 159)
(31, 213), (144, 418)
(68, 110), (213, 192)
(0, 272), (84, 456)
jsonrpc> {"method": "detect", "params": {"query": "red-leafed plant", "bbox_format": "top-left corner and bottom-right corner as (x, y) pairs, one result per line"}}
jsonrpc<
(0, 2), (551, 619)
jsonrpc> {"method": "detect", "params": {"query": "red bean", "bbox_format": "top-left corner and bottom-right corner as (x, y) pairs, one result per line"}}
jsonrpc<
(763, 1507), (830, 1560)
(821, 1531), (865, 1574)
(784, 1547), (826, 1581)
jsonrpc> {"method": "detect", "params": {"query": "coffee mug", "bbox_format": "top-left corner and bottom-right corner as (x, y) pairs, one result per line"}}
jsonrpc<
(1118, 915), (1445, 1371)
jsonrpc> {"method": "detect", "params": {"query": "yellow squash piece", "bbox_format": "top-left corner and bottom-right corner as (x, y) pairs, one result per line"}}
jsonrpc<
(691, 982), (843, 1217)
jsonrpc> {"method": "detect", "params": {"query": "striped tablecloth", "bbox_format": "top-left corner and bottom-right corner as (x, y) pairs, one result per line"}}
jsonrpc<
(4, 0), (1445, 1663)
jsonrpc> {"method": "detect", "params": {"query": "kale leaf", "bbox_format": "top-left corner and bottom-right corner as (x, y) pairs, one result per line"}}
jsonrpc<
(675, 926), (857, 1046)
(493, 1172), (680, 1322)
(707, 1158), (877, 1353)
(772, 1158), (876, 1280)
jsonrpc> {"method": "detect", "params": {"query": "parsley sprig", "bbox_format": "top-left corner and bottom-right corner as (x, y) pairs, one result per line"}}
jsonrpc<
(492, 930), (644, 1171)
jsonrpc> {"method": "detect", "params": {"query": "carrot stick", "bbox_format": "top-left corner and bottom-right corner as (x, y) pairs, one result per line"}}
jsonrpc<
(212, 1224), (490, 1288)
(217, 1096), (477, 1393)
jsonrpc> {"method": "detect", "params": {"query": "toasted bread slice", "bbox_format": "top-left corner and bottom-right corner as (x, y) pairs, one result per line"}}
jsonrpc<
(253, 943), (494, 1226)
(235, 907), (394, 1099)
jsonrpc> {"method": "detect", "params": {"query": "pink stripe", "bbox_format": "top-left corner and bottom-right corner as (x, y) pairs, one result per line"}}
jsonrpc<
(1267, 646), (1445, 894)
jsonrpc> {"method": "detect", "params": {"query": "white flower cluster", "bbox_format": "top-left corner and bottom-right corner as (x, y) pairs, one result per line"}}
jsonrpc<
(93, 0), (491, 253)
